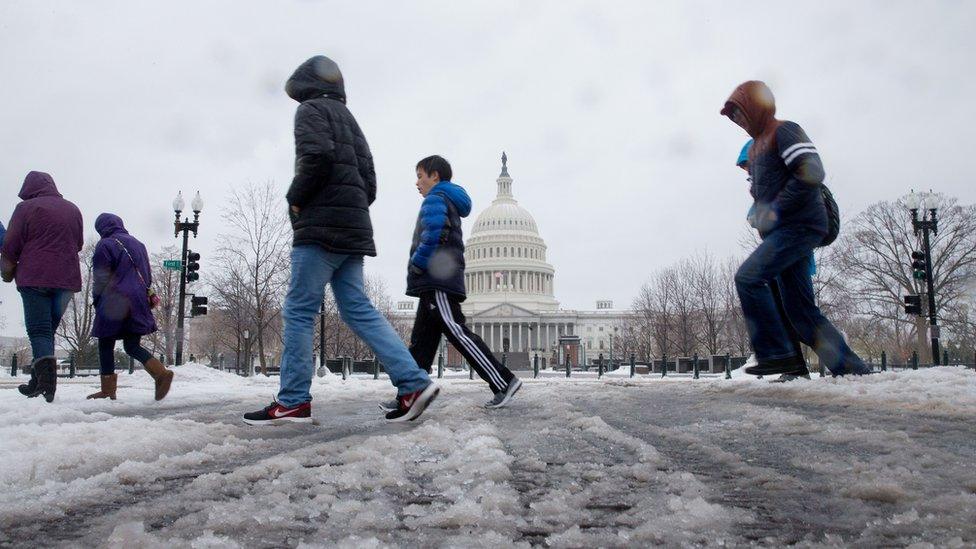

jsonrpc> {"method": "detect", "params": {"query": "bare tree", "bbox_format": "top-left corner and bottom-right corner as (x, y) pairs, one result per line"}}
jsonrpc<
(669, 262), (698, 357)
(832, 194), (976, 363)
(689, 252), (724, 355)
(149, 245), (180, 363)
(213, 181), (291, 375)
(720, 257), (750, 355)
(208, 271), (252, 371)
(58, 240), (98, 365)
(633, 269), (676, 359)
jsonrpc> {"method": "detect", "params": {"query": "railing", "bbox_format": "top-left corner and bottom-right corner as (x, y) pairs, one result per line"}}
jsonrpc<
(12, 349), (971, 380)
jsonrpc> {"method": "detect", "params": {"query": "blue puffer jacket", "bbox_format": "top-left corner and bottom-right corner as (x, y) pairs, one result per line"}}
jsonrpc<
(406, 182), (472, 299)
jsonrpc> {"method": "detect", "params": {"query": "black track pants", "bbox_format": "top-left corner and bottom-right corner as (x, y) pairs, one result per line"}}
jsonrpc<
(409, 290), (515, 394)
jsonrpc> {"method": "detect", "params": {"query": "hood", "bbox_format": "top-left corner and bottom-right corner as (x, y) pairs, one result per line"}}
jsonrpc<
(95, 213), (128, 238)
(18, 171), (62, 200)
(285, 55), (346, 103)
(431, 182), (472, 218)
(720, 81), (777, 138)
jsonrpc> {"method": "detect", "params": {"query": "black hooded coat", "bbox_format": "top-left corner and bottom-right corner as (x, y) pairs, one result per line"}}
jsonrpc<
(285, 56), (377, 256)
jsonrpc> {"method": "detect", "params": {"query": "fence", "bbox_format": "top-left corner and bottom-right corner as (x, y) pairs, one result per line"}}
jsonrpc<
(16, 349), (972, 380)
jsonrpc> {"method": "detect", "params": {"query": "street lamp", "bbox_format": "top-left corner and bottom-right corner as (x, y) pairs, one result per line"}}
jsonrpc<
(907, 188), (941, 365)
(173, 190), (204, 366)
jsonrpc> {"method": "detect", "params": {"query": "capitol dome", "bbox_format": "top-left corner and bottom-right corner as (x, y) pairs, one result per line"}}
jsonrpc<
(463, 153), (559, 313)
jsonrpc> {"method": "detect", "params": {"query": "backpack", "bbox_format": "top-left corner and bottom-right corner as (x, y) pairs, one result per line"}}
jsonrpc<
(820, 185), (840, 247)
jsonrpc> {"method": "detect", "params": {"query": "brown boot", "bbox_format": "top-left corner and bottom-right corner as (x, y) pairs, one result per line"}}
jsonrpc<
(144, 359), (174, 401)
(86, 374), (118, 400)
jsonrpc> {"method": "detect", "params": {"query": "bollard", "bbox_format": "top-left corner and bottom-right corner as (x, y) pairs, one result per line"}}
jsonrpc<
(565, 354), (571, 378)
(533, 353), (539, 379)
(11, 353), (18, 377)
(881, 351), (887, 372)
(943, 349), (949, 366)
(912, 351), (918, 370)
(598, 353), (604, 378)
(630, 353), (636, 378)
(373, 357), (380, 380)
(437, 352), (444, 379)
(341, 357), (348, 380)
(725, 353), (732, 380)
(662, 354), (667, 378)
(693, 353), (699, 380)
(819, 361), (825, 377)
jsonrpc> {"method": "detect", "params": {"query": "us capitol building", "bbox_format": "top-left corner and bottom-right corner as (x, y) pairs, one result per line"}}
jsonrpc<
(395, 153), (635, 368)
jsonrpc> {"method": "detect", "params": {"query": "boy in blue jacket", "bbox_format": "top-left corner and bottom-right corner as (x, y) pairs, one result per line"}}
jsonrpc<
(390, 155), (522, 409)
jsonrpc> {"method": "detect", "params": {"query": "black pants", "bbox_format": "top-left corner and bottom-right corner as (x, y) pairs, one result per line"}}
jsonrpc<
(409, 290), (515, 394)
(99, 335), (153, 375)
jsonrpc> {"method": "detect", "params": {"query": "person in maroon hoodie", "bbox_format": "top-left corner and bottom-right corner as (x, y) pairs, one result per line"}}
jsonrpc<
(1, 171), (84, 402)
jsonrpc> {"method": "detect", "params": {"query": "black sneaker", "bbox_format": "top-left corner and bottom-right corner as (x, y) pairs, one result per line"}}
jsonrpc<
(385, 383), (440, 422)
(242, 399), (313, 426)
(378, 398), (399, 413)
(745, 355), (807, 377)
(485, 378), (523, 409)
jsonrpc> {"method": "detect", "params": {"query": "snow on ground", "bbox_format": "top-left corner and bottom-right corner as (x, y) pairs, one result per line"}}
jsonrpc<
(1, 364), (974, 547)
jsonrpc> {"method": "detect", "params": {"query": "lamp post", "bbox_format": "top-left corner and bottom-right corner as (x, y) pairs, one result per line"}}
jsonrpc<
(242, 328), (251, 377)
(173, 191), (203, 366)
(907, 189), (941, 365)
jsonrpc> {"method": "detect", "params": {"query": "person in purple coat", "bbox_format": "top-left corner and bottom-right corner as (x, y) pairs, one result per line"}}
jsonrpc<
(86, 213), (173, 401)
(1, 171), (83, 403)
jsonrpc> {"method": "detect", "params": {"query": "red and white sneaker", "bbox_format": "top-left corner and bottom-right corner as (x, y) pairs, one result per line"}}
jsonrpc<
(385, 383), (440, 422)
(242, 399), (312, 426)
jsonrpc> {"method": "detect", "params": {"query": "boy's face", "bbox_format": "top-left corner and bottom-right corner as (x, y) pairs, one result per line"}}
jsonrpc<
(416, 168), (439, 197)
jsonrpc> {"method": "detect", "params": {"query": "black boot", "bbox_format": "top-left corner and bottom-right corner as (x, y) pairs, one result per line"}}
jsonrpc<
(17, 365), (39, 397)
(745, 355), (807, 377)
(32, 357), (58, 403)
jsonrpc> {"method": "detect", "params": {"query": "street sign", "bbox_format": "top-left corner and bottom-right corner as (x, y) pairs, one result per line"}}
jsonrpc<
(163, 260), (182, 271)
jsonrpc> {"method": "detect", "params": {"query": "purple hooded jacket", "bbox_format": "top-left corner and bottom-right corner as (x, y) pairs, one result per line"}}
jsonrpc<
(91, 213), (157, 339)
(1, 172), (84, 290)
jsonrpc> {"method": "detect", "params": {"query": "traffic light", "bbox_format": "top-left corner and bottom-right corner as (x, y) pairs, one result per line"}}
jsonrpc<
(911, 251), (926, 280)
(186, 250), (201, 282)
(904, 294), (922, 316)
(191, 295), (208, 317)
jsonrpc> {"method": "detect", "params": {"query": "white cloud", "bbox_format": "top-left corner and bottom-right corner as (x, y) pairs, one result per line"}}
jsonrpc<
(2, 0), (975, 335)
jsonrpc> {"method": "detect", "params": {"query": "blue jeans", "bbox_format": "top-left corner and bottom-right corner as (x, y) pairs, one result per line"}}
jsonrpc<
(736, 227), (866, 374)
(277, 245), (431, 407)
(19, 287), (73, 361)
(776, 257), (869, 375)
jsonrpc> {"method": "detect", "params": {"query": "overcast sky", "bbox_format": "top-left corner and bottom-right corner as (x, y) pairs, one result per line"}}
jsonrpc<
(2, 0), (975, 337)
